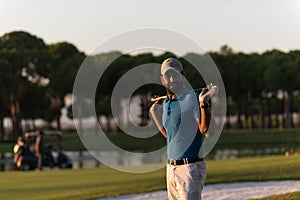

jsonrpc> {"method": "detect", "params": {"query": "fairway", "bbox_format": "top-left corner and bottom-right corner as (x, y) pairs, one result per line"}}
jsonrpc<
(252, 191), (300, 200)
(0, 165), (166, 200)
(1, 154), (300, 200)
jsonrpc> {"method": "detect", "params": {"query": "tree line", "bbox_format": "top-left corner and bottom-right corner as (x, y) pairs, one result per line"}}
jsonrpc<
(0, 31), (299, 141)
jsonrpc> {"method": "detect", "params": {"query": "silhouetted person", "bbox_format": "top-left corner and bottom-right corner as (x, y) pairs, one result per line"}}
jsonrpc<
(35, 131), (44, 170)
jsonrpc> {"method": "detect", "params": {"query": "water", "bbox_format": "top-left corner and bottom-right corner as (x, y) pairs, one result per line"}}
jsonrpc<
(0, 147), (296, 171)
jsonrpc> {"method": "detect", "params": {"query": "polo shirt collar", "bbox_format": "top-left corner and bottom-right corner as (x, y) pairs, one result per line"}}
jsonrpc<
(165, 86), (189, 102)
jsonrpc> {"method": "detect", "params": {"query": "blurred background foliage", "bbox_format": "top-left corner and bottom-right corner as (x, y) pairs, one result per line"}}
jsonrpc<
(0, 31), (300, 141)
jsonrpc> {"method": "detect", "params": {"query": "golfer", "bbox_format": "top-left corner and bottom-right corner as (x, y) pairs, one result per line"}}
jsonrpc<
(150, 58), (213, 200)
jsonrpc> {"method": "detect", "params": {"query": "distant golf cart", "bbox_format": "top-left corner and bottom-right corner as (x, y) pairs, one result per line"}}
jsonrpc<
(13, 130), (73, 170)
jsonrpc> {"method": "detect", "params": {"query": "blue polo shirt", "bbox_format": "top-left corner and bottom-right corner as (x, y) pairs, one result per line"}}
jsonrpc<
(162, 87), (204, 160)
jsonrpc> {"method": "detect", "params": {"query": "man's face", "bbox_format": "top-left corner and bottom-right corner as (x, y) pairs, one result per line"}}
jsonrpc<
(161, 70), (183, 93)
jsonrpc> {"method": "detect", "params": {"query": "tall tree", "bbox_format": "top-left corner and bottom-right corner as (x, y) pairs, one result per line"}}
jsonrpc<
(19, 81), (50, 130)
(263, 50), (296, 128)
(0, 31), (49, 140)
(248, 53), (266, 129)
(45, 42), (86, 130)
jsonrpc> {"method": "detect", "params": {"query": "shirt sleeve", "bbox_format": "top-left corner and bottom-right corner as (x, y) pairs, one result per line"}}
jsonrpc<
(193, 93), (200, 119)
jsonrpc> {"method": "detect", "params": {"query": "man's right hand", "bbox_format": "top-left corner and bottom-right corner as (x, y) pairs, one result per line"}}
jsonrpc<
(199, 85), (218, 103)
(149, 97), (166, 138)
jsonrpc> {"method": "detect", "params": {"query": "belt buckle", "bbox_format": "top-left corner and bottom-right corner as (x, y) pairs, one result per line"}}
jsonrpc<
(170, 159), (176, 166)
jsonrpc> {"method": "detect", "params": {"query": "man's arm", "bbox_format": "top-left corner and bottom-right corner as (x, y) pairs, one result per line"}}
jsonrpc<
(149, 102), (167, 138)
(197, 87), (216, 137)
(196, 101), (211, 137)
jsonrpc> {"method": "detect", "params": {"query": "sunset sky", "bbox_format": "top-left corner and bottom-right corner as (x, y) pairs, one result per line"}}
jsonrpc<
(1, 0), (300, 55)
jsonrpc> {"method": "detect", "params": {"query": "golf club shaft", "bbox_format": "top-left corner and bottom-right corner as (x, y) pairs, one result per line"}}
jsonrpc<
(150, 86), (211, 102)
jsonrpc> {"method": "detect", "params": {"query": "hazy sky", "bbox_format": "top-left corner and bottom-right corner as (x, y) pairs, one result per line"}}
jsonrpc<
(1, 0), (300, 55)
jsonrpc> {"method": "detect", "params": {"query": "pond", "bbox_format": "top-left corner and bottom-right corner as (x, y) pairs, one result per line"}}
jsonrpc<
(0, 147), (297, 171)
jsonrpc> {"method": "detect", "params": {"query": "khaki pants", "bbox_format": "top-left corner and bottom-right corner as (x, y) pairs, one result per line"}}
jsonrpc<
(167, 161), (206, 200)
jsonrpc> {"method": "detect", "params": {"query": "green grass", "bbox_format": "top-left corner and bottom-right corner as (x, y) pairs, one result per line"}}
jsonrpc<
(0, 165), (166, 200)
(1, 154), (300, 200)
(59, 131), (86, 151)
(250, 191), (300, 200)
(0, 142), (13, 153)
(216, 129), (300, 150)
(206, 154), (300, 184)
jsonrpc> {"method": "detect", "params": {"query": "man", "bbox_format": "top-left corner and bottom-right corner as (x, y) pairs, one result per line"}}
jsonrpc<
(35, 130), (45, 170)
(13, 136), (25, 163)
(150, 58), (214, 200)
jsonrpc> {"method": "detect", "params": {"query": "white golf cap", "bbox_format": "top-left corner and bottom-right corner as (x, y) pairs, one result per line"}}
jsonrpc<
(161, 58), (183, 75)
